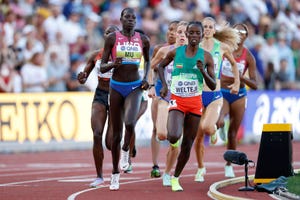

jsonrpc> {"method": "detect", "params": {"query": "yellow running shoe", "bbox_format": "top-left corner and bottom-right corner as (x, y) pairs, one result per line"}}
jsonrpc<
(210, 133), (218, 145)
(171, 176), (183, 192)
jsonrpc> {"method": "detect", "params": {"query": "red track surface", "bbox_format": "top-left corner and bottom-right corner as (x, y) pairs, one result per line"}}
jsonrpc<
(1, 142), (299, 200)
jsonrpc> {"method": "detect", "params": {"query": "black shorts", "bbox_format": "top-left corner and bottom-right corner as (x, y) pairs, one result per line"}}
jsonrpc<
(93, 87), (109, 110)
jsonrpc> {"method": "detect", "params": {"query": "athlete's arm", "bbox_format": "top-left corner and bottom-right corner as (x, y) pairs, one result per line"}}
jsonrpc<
(241, 49), (258, 90)
(158, 49), (175, 97)
(141, 33), (151, 89)
(100, 32), (120, 73)
(199, 51), (216, 91)
(150, 47), (166, 70)
(77, 51), (98, 84)
(222, 43), (240, 94)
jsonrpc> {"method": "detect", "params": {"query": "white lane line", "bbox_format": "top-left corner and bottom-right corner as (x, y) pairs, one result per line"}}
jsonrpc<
(58, 177), (140, 183)
(0, 174), (93, 187)
(0, 168), (93, 177)
(67, 169), (245, 200)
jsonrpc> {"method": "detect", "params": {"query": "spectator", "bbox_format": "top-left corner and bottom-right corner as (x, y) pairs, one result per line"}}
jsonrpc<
(47, 31), (70, 69)
(2, 10), (16, 47)
(66, 53), (89, 91)
(260, 32), (280, 72)
(141, 7), (159, 36)
(64, 7), (85, 44)
(264, 62), (277, 90)
(290, 38), (300, 81)
(43, 0), (67, 44)
(276, 58), (296, 90)
(276, 32), (296, 82)
(250, 35), (265, 85)
(0, 58), (16, 93)
(21, 51), (48, 93)
(46, 51), (69, 92)
(85, 12), (102, 51)
(18, 25), (44, 60)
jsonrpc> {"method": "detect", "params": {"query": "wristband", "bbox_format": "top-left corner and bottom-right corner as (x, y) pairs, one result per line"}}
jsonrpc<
(148, 84), (155, 89)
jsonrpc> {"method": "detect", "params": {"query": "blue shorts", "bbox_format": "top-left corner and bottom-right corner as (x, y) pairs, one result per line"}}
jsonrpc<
(155, 79), (162, 96)
(110, 79), (142, 98)
(221, 87), (247, 104)
(155, 79), (171, 102)
(202, 90), (223, 108)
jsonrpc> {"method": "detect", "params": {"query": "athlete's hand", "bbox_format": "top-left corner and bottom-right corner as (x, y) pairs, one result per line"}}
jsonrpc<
(113, 57), (123, 69)
(197, 59), (205, 73)
(160, 85), (168, 98)
(141, 80), (149, 90)
(77, 72), (87, 84)
(228, 78), (240, 94)
(148, 86), (156, 98)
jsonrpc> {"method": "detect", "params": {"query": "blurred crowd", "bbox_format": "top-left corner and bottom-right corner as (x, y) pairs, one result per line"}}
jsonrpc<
(0, 0), (300, 93)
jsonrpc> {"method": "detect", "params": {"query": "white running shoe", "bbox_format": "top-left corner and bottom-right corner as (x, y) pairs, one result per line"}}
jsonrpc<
(110, 173), (120, 191)
(162, 173), (171, 186)
(225, 165), (235, 178)
(89, 177), (104, 188)
(120, 150), (130, 171)
(194, 167), (206, 182)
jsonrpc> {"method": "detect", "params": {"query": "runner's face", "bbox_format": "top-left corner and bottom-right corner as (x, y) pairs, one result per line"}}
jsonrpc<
(176, 25), (188, 46)
(121, 10), (136, 30)
(167, 23), (177, 45)
(203, 19), (215, 39)
(186, 24), (202, 46)
(234, 25), (247, 44)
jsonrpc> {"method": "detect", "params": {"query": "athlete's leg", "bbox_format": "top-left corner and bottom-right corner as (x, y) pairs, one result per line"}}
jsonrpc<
(227, 97), (246, 151)
(109, 89), (124, 174)
(194, 108), (206, 170)
(122, 89), (143, 152)
(173, 114), (200, 177)
(129, 99), (148, 157)
(105, 112), (113, 151)
(217, 99), (230, 129)
(91, 102), (108, 179)
(201, 98), (223, 135)
(156, 99), (169, 140)
(150, 97), (160, 163)
(167, 110), (184, 144)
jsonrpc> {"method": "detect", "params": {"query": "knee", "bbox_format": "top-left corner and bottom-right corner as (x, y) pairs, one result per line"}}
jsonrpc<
(201, 124), (217, 136)
(93, 135), (103, 146)
(157, 133), (167, 141)
(152, 127), (157, 135)
(125, 123), (135, 134)
(168, 135), (179, 145)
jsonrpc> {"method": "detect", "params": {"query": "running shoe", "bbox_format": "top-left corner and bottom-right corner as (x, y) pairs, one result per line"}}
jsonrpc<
(194, 167), (206, 182)
(150, 165), (161, 178)
(210, 133), (218, 145)
(89, 177), (104, 188)
(225, 165), (235, 178)
(109, 173), (120, 191)
(219, 126), (226, 142)
(120, 149), (130, 171)
(162, 173), (171, 186)
(171, 176), (183, 192)
(124, 164), (133, 174)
